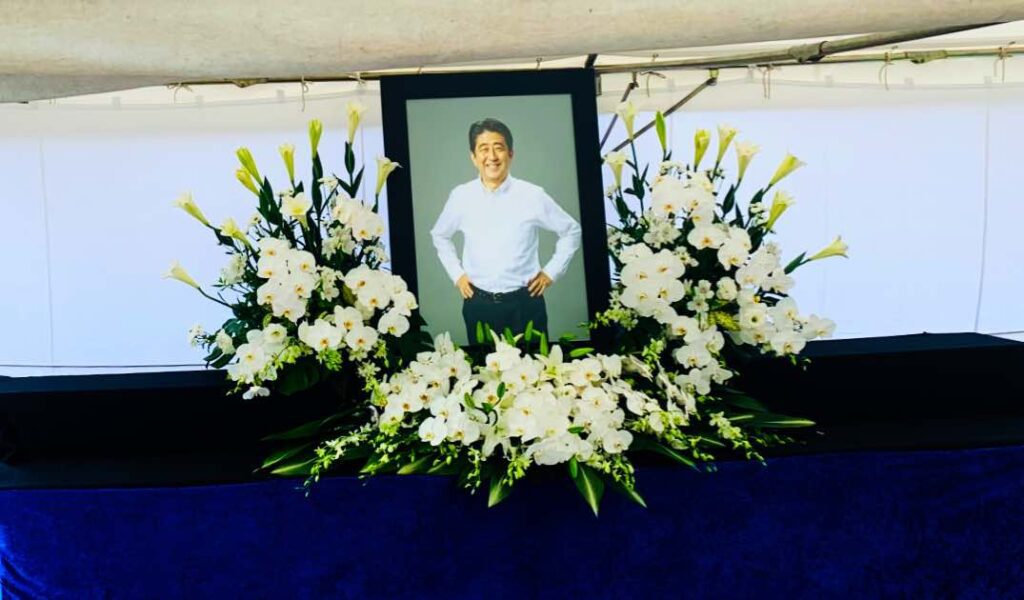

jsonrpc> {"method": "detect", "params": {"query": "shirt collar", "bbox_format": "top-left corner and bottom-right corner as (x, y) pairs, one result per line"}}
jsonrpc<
(478, 174), (514, 196)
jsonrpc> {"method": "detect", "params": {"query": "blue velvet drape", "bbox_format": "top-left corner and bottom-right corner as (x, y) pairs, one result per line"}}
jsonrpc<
(3, 445), (1023, 599)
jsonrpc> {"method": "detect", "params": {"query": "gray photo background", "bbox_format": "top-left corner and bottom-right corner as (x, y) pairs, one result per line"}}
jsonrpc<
(405, 94), (589, 346)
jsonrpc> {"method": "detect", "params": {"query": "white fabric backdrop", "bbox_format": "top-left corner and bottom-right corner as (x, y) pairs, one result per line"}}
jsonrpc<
(1, 79), (1022, 375)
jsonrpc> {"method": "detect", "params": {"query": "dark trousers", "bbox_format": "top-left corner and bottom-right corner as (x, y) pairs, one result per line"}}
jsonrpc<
(463, 285), (548, 344)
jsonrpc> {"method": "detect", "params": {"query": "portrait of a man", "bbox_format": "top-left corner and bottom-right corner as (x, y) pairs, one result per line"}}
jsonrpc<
(430, 118), (581, 342)
(381, 73), (608, 348)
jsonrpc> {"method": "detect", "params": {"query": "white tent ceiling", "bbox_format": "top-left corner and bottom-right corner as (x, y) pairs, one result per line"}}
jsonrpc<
(3, 0), (1024, 102)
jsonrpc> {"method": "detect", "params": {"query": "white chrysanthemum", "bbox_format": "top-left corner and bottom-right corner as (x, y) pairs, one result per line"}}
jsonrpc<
(215, 330), (235, 354)
(187, 324), (205, 347)
(716, 278), (739, 301)
(220, 254), (245, 285)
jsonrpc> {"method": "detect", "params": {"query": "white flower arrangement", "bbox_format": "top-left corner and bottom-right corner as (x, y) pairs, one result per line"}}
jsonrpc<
(178, 103), (847, 514)
(167, 110), (421, 399)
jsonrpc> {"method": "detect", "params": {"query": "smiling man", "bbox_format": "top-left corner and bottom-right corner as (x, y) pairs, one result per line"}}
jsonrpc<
(430, 118), (581, 343)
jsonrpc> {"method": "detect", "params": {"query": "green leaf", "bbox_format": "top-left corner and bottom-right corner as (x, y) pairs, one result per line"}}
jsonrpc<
(655, 111), (667, 154)
(631, 435), (699, 471)
(397, 455), (433, 475)
(426, 461), (462, 476)
(503, 327), (515, 345)
(210, 352), (232, 369)
(571, 464), (605, 517)
(261, 412), (347, 441)
(721, 392), (770, 413)
(568, 457), (579, 479)
(610, 479), (648, 509)
(475, 321), (485, 344)
(496, 382), (506, 399)
(721, 184), (737, 214)
(488, 475), (513, 508)
(359, 452), (384, 474)
(344, 142), (355, 175)
(568, 426), (585, 435)
(352, 166), (365, 197)
(463, 392), (478, 411)
(311, 157), (324, 214)
(524, 320), (534, 343)
(269, 457), (317, 477)
(568, 346), (594, 358)
(748, 414), (816, 428)
(539, 332), (549, 356)
(784, 252), (807, 274)
(277, 359), (322, 396)
(261, 443), (313, 470)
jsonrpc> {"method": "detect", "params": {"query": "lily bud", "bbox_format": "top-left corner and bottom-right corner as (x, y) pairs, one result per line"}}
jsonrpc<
(235, 168), (259, 195)
(808, 236), (849, 261)
(764, 190), (795, 231)
(173, 192), (210, 227)
(236, 147), (261, 182)
(616, 101), (638, 140)
(278, 143), (296, 182)
(715, 124), (738, 164)
(768, 153), (806, 187)
(375, 156), (401, 196)
(164, 261), (200, 289)
(693, 129), (710, 169)
(308, 119), (324, 157)
(603, 151), (626, 190)
(219, 217), (252, 248)
(346, 101), (366, 145)
(735, 141), (760, 181)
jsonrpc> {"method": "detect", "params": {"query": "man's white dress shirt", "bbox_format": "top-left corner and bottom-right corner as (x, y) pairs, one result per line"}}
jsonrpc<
(430, 175), (582, 294)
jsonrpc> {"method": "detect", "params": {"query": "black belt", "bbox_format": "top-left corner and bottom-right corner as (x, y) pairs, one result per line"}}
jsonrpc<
(469, 285), (530, 303)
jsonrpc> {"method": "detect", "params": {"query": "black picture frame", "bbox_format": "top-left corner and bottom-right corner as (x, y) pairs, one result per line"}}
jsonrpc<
(380, 68), (611, 349)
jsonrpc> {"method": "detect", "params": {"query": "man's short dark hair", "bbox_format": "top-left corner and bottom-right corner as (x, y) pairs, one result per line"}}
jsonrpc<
(468, 118), (513, 153)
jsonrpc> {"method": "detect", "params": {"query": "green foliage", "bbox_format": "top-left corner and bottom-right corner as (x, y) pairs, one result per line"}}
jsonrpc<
(571, 463), (605, 517)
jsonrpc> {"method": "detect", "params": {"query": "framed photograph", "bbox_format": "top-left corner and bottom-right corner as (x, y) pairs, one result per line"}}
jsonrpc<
(381, 69), (610, 347)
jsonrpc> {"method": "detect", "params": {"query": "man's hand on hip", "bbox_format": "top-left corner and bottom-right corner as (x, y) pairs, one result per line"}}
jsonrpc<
(456, 274), (474, 299)
(527, 271), (553, 297)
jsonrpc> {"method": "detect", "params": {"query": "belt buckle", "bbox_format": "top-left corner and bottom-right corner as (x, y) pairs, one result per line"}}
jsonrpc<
(493, 291), (504, 302)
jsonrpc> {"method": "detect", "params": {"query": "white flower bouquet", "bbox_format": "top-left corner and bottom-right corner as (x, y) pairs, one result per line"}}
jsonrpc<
(168, 105), (423, 405)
